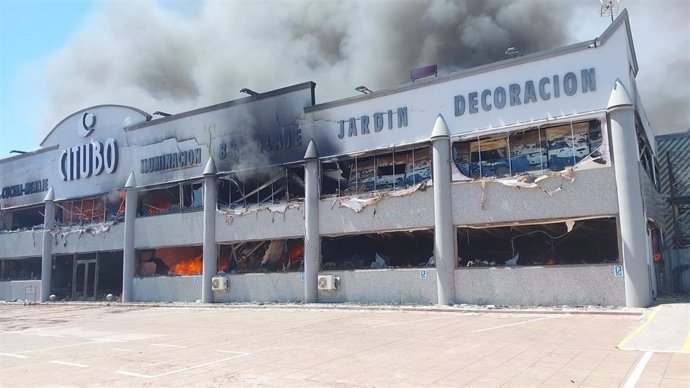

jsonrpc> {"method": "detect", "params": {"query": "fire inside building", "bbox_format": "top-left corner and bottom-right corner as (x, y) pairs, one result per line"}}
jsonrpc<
(1, 11), (686, 307)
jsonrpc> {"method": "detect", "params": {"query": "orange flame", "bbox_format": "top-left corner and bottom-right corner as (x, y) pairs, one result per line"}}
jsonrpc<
(171, 255), (202, 275)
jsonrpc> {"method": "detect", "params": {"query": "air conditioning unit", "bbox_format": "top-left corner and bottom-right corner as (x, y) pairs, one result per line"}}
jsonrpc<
(211, 276), (229, 291)
(317, 275), (339, 291)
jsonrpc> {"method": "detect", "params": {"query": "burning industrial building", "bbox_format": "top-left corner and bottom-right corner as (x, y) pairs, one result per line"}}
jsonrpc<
(1, 9), (686, 307)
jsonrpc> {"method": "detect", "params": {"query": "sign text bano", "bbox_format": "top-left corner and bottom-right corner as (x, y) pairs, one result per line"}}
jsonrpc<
(453, 68), (596, 116)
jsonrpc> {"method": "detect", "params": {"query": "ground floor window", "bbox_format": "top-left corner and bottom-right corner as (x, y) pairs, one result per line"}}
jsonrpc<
(457, 218), (618, 267)
(0, 257), (41, 280)
(218, 239), (304, 273)
(50, 251), (123, 301)
(322, 230), (434, 270)
(137, 246), (209, 276)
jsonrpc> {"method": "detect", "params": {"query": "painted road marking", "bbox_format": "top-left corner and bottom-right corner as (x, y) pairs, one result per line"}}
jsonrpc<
(617, 306), (661, 349)
(470, 317), (555, 333)
(373, 316), (452, 328)
(112, 348), (134, 352)
(87, 337), (128, 343)
(37, 333), (66, 338)
(151, 343), (187, 349)
(682, 333), (690, 353)
(0, 352), (28, 359)
(18, 341), (94, 354)
(117, 352), (250, 379)
(49, 360), (90, 368)
(623, 351), (653, 388)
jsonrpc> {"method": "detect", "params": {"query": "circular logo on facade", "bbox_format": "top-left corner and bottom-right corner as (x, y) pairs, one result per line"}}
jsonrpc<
(78, 112), (97, 137)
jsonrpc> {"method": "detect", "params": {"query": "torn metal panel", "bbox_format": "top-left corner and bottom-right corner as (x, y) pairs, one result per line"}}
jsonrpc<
(220, 202), (302, 224)
(331, 182), (427, 213)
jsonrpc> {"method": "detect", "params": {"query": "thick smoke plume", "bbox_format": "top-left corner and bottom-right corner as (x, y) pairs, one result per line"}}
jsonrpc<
(40, 0), (688, 136)
(42, 0), (570, 129)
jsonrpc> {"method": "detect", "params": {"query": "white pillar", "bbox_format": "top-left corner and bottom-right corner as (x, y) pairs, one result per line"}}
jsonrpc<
(201, 157), (218, 303)
(40, 187), (55, 302)
(431, 115), (456, 305)
(122, 172), (138, 302)
(303, 140), (320, 303)
(607, 79), (652, 307)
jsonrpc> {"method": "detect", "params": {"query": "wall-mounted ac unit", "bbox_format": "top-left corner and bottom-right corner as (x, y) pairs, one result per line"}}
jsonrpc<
(317, 275), (339, 291)
(211, 276), (229, 291)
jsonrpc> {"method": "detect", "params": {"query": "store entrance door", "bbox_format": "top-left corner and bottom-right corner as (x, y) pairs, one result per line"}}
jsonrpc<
(72, 259), (97, 300)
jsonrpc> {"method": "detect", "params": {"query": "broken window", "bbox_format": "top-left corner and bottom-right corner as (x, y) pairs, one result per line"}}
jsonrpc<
(218, 238), (303, 273)
(53, 192), (124, 226)
(182, 181), (203, 211)
(0, 257), (41, 281)
(137, 246), (204, 276)
(1, 205), (44, 231)
(321, 146), (432, 197)
(218, 167), (304, 209)
(453, 118), (604, 179)
(322, 230), (434, 270)
(457, 218), (618, 267)
(138, 182), (204, 216)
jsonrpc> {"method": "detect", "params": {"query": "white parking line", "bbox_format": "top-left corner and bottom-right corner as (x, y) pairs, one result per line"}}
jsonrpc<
(373, 316), (452, 328)
(112, 348), (134, 352)
(151, 344), (187, 349)
(470, 317), (555, 333)
(117, 352), (250, 379)
(18, 341), (94, 354)
(623, 351), (653, 388)
(37, 333), (66, 338)
(88, 337), (128, 343)
(0, 352), (28, 359)
(49, 360), (89, 368)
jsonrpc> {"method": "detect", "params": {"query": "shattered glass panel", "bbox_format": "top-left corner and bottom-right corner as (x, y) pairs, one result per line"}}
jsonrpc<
(182, 182), (203, 211)
(509, 127), (547, 173)
(57, 196), (107, 225)
(2, 205), (44, 231)
(218, 167), (301, 209)
(323, 146), (431, 197)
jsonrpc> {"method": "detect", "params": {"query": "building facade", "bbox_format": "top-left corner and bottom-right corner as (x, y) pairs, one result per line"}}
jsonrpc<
(0, 11), (667, 307)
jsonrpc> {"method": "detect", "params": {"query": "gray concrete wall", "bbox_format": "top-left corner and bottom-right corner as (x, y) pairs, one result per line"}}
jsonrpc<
(454, 264), (626, 306)
(452, 168), (619, 225)
(135, 212), (203, 249)
(0, 280), (41, 301)
(320, 189), (435, 235)
(52, 223), (124, 255)
(133, 276), (201, 302)
(215, 204), (305, 243)
(318, 269), (438, 305)
(0, 230), (42, 259)
(213, 272), (304, 303)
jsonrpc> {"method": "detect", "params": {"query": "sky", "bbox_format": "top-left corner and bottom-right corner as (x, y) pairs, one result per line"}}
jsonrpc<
(0, 0), (688, 159)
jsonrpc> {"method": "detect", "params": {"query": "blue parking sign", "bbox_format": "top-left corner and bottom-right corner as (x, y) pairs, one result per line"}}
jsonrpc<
(614, 265), (624, 278)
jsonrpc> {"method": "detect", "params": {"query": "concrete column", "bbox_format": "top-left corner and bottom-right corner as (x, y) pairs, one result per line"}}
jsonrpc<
(607, 79), (652, 307)
(201, 157), (218, 303)
(40, 187), (55, 302)
(431, 115), (456, 305)
(122, 172), (138, 302)
(303, 140), (320, 303)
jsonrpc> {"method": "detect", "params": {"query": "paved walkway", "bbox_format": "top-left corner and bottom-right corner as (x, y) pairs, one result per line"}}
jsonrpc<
(0, 303), (688, 387)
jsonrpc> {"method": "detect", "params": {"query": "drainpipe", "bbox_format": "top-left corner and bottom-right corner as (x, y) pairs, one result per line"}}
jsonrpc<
(304, 140), (320, 303)
(201, 157), (218, 303)
(40, 187), (55, 302)
(431, 115), (456, 305)
(122, 172), (138, 302)
(607, 79), (651, 307)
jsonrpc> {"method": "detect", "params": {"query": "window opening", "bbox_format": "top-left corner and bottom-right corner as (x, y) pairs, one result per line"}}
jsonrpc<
(322, 230), (434, 270)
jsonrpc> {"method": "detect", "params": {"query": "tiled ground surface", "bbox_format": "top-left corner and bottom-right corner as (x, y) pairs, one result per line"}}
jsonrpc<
(0, 304), (688, 387)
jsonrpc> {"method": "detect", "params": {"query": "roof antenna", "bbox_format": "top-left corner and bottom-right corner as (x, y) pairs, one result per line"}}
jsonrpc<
(600, 0), (620, 23)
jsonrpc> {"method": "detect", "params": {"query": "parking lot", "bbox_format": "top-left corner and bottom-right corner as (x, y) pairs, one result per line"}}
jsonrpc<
(0, 303), (688, 387)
